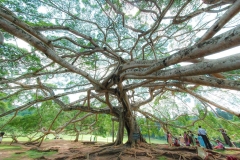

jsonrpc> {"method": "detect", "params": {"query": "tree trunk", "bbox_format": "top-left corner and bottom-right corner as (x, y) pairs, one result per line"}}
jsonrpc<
(114, 91), (146, 147)
(38, 135), (45, 147)
(74, 132), (80, 142)
(10, 135), (18, 145)
(124, 113), (146, 147)
(115, 111), (144, 146)
(114, 111), (124, 145)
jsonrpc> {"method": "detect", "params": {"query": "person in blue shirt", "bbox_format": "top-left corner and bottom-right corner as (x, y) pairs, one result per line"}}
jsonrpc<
(198, 126), (212, 149)
(198, 134), (206, 148)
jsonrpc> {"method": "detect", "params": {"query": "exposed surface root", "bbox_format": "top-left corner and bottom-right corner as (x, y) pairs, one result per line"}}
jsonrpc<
(2, 140), (239, 160)
(83, 143), (232, 160)
(30, 146), (59, 152)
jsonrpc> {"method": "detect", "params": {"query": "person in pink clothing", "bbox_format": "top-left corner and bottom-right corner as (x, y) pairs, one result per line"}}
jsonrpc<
(214, 140), (225, 149)
(167, 131), (173, 146)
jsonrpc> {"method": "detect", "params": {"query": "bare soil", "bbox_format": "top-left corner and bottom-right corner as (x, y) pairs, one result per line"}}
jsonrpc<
(1, 139), (240, 160)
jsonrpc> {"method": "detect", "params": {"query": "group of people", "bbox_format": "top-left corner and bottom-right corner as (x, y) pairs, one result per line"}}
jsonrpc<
(167, 126), (232, 150)
(167, 130), (199, 147)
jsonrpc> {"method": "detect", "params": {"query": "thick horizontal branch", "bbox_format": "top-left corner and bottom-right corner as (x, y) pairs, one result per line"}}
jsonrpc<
(0, 70), (67, 85)
(122, 25), (240, 77)
(0, 16), (102, 87)
(71, 113), (94, 123)
(121, 60), (158, 72)
(0, 87), (94, 117)
(152, 53), (240, 78)
(125, 51), (240, 79)
(0, 8), (52, 47)
(64, 105), (111, 114)
(177, 75), (240, 91)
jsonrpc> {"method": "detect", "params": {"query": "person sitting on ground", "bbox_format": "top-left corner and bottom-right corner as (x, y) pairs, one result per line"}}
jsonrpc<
(195, 138), (200, 147)
(173, 138), (180, 147)
(214, 140), (225, 149)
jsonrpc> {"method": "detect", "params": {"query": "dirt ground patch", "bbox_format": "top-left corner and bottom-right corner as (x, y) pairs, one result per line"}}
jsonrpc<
(1, 139), (240, 160)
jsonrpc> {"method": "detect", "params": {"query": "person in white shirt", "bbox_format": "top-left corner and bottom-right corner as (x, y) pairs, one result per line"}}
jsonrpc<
(0, 132), (5, 144)
(198, 126), (212, 149)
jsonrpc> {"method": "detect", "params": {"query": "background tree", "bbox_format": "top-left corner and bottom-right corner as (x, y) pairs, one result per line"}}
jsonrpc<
(0, 0), (240, 147)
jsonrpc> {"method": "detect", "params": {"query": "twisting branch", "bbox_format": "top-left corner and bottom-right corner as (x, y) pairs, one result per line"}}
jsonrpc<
(0, 17), (102, 87)
(87, 89), (91, 109)
(172, 2), (229, 24)
(56, 111), (82, 133)
(105, 92), (113, 113)
(0, 111), (18, 130)
(71, 113), (94, 123)
(199, 0), (240, 42)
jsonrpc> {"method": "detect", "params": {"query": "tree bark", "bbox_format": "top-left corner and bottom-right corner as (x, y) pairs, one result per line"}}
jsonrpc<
(124, 112), (147, 147)
(10, 135), (18, 144)
(114, 111), (124, 145)
(114, 90), (146, 147)
(74, 132), (80, 142)
(110, 85), (146, 147)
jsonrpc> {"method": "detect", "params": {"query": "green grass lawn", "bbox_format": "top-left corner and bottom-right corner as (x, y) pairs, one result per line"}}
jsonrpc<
(0, 145), (22, 150)
(2, 134), (167, 144)
(214, 149), (240, 155)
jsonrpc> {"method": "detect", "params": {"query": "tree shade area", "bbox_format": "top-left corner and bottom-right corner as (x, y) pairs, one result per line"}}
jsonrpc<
(0, 0), (240, 148)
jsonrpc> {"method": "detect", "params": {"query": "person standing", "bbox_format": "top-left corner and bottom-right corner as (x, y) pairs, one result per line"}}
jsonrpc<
(198, 134), (206, 148)
(185, 134), (190, 146)
(179, 134), (185, 146)
(0, 132), (5, 144)
(198, 126), (212, 149)
(188, 131), (194, 146)
(167, 131), (173, 147)
(183, 131), (188, 146)
(219, 128), (232, 147)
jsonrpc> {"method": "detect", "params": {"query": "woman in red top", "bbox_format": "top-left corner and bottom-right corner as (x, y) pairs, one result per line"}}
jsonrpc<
(173, 138), (180, 147)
